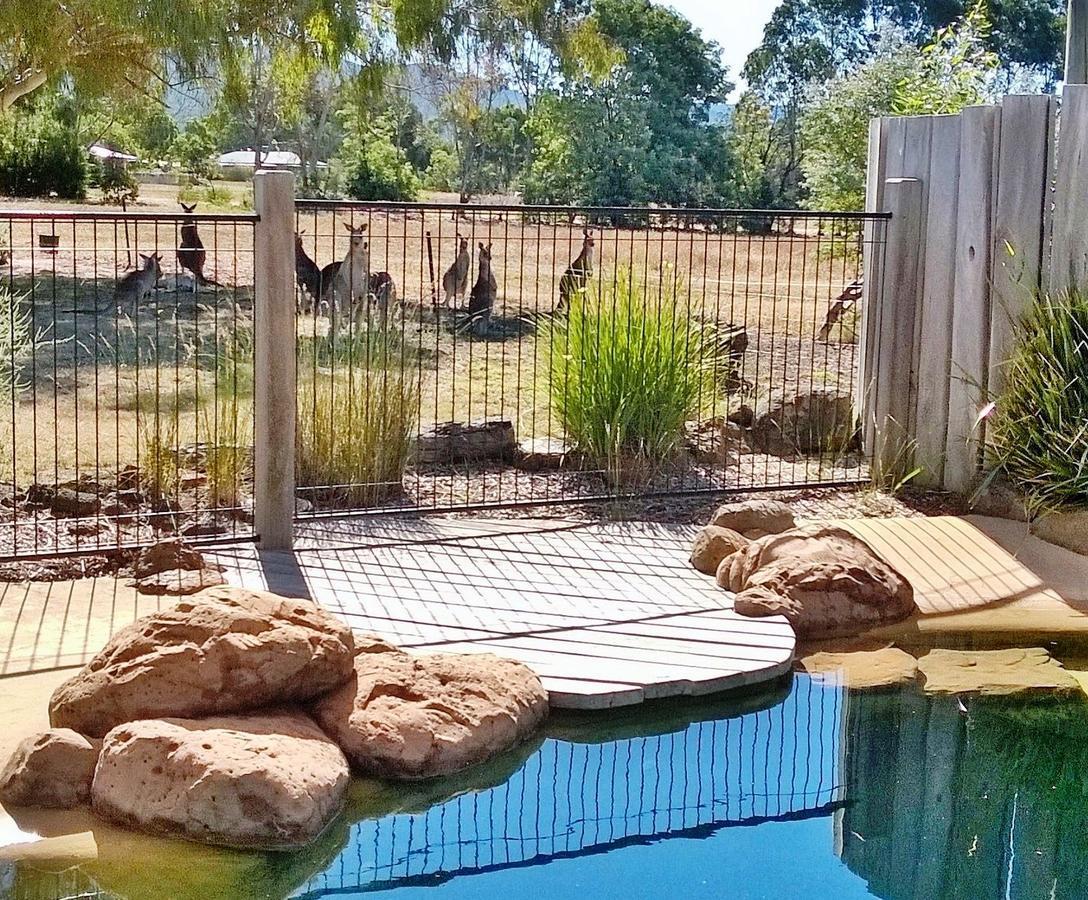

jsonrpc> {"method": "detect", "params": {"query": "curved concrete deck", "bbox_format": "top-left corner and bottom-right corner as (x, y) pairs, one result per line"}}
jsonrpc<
(211, 518), (797, 709)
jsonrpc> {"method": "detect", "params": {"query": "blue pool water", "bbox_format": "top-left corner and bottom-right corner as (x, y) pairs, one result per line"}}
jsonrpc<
(8, 673), (1088, 899)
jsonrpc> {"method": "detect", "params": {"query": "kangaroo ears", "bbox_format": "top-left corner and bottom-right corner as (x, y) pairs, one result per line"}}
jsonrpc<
(296, 229), (306, 238)
(343, 222), (368, 234)
(181, 203), (197, 213)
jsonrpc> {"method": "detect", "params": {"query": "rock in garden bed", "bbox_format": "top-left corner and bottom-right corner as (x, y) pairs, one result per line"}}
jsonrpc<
(721, 524), (916, 639)
(312, 636), (549, 780)
(415, 420), (517, 465)
(750, 391), (858, 457)
(0, 728), (100, 809)
(91, 710), (349, 850)
(49, 587), (355, 737)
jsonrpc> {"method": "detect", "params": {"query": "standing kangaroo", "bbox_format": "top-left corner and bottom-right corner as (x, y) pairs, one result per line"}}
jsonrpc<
(441, 237), (471, 307)
(294, 231), (322, 314)
(177, 203), (212, 290)
(325, 223), (369, 333)
(558, 229), (595, 313)
(467, 242), (496, 336)
(111, 253), (162, 312)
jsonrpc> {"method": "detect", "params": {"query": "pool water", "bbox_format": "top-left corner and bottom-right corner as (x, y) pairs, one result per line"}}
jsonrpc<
(7, 673), (1088, 899)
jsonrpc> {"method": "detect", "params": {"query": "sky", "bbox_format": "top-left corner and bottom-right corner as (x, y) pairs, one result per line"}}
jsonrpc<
(662, 0), (781, 100)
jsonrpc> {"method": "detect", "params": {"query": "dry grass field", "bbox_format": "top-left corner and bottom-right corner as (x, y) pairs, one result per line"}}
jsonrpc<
(0, 183), (868, 512)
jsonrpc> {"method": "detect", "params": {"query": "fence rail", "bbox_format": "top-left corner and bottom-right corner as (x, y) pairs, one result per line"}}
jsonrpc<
(0, 188), (885, 560)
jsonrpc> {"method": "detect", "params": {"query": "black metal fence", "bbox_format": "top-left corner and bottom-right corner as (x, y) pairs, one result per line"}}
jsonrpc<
(0, 209), (257, 560)
(0, 199), (887, 560)
(294, 200), (888, 517)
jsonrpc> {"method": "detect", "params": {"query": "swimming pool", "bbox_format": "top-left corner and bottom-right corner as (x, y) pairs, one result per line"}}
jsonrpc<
(7, 673), (1088, 899)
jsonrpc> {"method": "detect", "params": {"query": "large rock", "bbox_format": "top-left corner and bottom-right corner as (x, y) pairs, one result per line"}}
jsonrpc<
(313, 638), (549, 780)
(709, 499), (795, 538)
(1031, 509), (1088, 556)
(689, 526), (748, 576)
(918, 648), (1080, 696)
(798, 647), (919, 689)
(91, 711), (349, 850)
(721, 525), (915, 639)
(133, 538), (205, 579)
(750, 391), (858, 457)
(49, 587), (355, 737)
(0, 728), (100, 809)
(415, 420), (516, 465)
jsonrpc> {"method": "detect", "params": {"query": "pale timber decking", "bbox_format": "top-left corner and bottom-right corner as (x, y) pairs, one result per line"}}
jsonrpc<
(210, 517), (796, 709)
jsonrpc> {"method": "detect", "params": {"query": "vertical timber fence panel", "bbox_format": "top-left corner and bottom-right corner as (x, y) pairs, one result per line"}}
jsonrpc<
(862, 93), (1068, 493)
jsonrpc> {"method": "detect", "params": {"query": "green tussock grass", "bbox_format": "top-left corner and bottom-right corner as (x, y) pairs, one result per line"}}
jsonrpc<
(988, 287), (1088, 512)
(540, 267), (724, 484)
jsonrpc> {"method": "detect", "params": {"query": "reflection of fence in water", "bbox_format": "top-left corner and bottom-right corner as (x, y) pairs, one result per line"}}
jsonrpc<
(294, 678), (845, 897)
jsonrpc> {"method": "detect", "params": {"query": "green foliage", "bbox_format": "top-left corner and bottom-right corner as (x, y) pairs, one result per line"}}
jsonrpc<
(725, 93), (797, 212)
(523, 0), (730, 207)
(169, 115), (224, 179)
(97, 162), (139, 206)
(988, 288), (1088, 512)
(893, 1), (998, 115)
(0, 103), (86, 198)
(801, 4), (997, 212)
(297, 328), (419, 507)
(540, 269), (722, 483)
(0, 286), (34, 398)
(336, 110), (420, 202)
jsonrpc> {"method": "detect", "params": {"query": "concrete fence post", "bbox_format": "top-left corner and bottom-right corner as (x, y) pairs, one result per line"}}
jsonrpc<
(868, 177), (924, 485)
(253, 170), (296, 550)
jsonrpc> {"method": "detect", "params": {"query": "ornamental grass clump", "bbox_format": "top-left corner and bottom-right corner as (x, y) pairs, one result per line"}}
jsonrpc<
(541, 268), (722, 484)
(988, 287), (1088, 511)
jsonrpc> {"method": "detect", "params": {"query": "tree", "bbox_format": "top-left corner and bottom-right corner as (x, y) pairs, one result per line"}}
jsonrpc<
(523, 0), (732, 206)
(725, 94), (801, 212)
(336, 107), (421, 201)
(800, 4), (999, 212)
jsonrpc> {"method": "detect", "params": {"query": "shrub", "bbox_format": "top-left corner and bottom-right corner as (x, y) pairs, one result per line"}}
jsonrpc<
(988, 287), (1088, 511)
(97, 162), (140, 206)
(336, 112), (420, 202)
(0, 287), (35, 397)
(296, 328), (419, 507)
(0, 108), (86, 199)
(540, 269), (723, 484)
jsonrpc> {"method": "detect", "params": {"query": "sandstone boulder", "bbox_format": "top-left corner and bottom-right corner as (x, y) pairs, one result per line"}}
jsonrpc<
(709, 499), (795, 538)
(722, 524), (915, 639)
(133, 538), (206, 579)
(91, 711), (349, 850)
(798, 647), (919, 689)
(750, 391), (858, 457)
(0, 728), (100, 808)
(49, 587), (355, 737)
(313, 639), (548, 779)
(690, 526), (748, 576)
(134, 566), (226, 596)
(918, 648), (1080, 696)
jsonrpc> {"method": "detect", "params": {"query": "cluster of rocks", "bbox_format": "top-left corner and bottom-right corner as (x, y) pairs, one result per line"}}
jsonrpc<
(691, 499), (916, 639)
(415, 420), (572, 472)
(5, 462), (244, 540)
(0, 587), (548, 851)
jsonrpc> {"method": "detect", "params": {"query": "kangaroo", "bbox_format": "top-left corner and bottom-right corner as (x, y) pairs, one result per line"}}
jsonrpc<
(177, 203), (211, 291)
(369, 271), (398, 314)
(467, 242), (496, 336)
(112, 253), (162, 312)
(441, 237), (471, 308)
(325, 223), (369, 333)
(294, 231), (322, 314)
(558, 229), (596, 313)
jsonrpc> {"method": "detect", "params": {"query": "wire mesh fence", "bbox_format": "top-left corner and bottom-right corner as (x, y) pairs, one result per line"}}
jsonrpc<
(0, 208), (257, 560)
(294, 200), (888, 517)
(0, 198), (887, 560)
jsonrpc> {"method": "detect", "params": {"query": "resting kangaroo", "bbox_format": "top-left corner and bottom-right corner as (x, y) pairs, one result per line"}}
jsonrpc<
(558, 229), (595, 312)
(294, 232), (323, 314)
(112, 253), (162, 312)
(177, 203), (215, 290)
(467, 242), (496, 336)
(325, 223), (370, 333)
(441, 237), (471, 307)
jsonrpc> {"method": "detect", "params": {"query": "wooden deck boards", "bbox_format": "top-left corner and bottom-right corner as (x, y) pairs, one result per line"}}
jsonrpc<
(211, 518), (796, 709)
